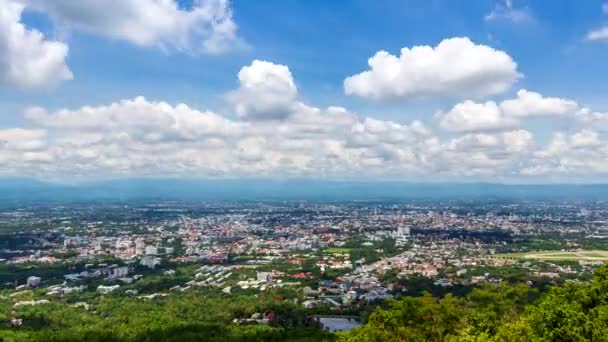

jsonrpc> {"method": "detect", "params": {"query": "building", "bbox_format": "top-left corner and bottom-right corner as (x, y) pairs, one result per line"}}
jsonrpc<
(135, 238), (146, 255)
(97, 285), (120, 294)
(256, 272), (273, 284)
(140, 255), (161, 268)
(145, 245), (158, 256)
(108, 266), (129, 279)
(26, 276), (41, 287)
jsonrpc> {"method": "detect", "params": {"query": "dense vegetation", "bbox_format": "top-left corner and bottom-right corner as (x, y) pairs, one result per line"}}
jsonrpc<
(2, 265), (608, 341)
(0, 287), (332, 341)
(339, 265), (608, 341)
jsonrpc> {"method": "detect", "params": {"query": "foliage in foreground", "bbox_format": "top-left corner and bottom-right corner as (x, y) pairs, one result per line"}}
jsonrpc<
(339, 265), (608, 341)
(2, 265), (608, 341)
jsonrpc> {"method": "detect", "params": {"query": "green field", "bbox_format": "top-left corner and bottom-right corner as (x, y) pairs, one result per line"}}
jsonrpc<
(493, 250), (608, 261)
(324, 247), (352, 254)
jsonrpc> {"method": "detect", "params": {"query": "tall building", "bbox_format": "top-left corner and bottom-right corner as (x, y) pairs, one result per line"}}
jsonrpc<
(135, 238), (146, 255)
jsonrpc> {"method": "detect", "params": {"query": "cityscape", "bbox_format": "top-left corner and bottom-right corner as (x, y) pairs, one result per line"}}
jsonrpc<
(2, 0), (608, 340)
(2, 193), (608, 339)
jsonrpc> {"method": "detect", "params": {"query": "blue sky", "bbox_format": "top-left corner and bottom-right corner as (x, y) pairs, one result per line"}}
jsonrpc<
(1, 0), (608, 182)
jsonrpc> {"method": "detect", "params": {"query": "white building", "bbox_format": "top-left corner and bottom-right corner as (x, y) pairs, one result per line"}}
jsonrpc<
(108, 266), (129, 279)
(135, 238), (146, 255)
(140, 256), (161, 268)
(145, 245), (158, 256)
(397, 225), (411, 237)
(26, 276), (41, 287)
(256, 272), (273, 284)
(97, 285), (120, 294)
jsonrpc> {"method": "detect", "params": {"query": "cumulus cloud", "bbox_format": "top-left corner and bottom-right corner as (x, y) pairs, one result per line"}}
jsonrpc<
(229, 60), (298, 120)
(7, 93), (543, 181)
(0, 128), (47, 150)
(499, 89), (579, 117)
(4, 92), (607, 182)
(570, 129), (601, 148)
(344, 37), (520, 101)
(436, 129), (534, 178)
(438, 100), (519, 133)
(576, 108), (608, 131)
(11, 96), (435, 179)
(437, 89), (580, 133)
(1, 57), (606, 182)
(0, 0), (72, 88)
(523, 131), (608, 178)
(24, 96), (242, 141)
(26, 0), (242, 54)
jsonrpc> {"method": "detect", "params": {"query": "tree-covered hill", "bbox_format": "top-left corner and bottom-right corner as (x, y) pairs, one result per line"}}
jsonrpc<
(2, 265), (608, 341)
(339, 265), (608, 341)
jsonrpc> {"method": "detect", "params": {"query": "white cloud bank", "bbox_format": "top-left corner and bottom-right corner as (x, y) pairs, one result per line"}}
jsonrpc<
(437, 89), (579, 133)
(344, 37), (520, 101)
(1, 58), (607, 182)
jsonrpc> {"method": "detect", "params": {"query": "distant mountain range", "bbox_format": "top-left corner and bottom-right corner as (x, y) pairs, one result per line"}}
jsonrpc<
(1, 177), (607, 203)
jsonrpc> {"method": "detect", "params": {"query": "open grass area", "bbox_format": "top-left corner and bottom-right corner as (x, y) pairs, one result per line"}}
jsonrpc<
(324, 247), (352, 254)
(493, 250), (608, 261)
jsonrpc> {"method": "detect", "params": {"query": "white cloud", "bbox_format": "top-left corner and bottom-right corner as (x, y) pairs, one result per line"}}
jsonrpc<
(445, 130), (533, 158)
(438, 89), (579, 133)
(502, 129), (534, 152)
(229, 60), (298, 120)
(437, 129), (534, 178)
(2, 57), (608, 182)
(523, 131), (608, 178)
(438, 100), (519, 133)
(499, 89), (579, 117)
(577, 108), (608, 131)
(24, 96), (242, 141)
(484, 0), (533, 23)
(0, 128), (47, 150)
(0, 0), (72, 88)
(586, 2), (608, 41)
(587, 26), (608, 41)
(344, 37), (520, 101)
(570, 129), (601, 148)
(5, 93), (439, 180)
(6, 94), (608, 182)
(27, 0), (242, 54)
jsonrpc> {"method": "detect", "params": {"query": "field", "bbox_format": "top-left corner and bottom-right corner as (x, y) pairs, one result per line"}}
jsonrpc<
(493, 250), (608, 261)
(324, 247), (352, 254)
